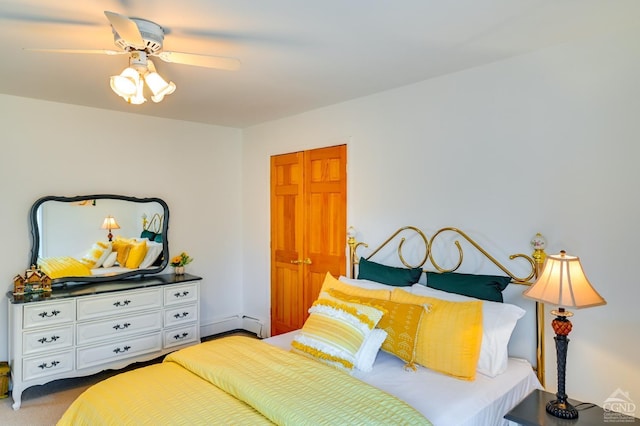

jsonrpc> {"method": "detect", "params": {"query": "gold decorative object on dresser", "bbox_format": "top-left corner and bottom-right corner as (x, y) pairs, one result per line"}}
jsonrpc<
(7, 273), (202, 410)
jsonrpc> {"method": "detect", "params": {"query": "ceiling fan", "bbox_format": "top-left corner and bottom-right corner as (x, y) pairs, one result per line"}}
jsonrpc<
(28, 11), (241, 104)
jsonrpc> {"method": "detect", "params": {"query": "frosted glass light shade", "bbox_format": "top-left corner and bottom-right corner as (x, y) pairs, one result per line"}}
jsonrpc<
(110, 68), (139, 98)
(145, 71), (176, 103)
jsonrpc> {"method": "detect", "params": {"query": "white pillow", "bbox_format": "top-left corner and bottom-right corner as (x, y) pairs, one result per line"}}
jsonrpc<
(354, 328), (388, 372)
(81, 241), (112, 268)
(138, 241), (164, 269)
(410, 283), (525, 377)
(102, 251), (118, 268)
(338, 276), (401, 291)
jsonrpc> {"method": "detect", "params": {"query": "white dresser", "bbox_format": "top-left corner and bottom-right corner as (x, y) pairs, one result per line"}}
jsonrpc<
(7, 273), (201, 410)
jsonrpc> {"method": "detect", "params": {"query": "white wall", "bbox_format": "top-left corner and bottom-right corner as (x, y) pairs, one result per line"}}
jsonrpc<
(0, 95), (245, 359)
(242, 26), (640, 407)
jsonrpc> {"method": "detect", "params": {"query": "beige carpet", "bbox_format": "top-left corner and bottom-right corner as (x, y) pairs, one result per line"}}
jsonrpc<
(0, 331), (256, 425)
(0, 356), (163, 426)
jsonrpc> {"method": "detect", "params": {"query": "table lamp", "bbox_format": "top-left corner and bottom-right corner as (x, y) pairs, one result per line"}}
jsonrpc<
(523, 250), (606, 419)
(101, 215), (120, 242)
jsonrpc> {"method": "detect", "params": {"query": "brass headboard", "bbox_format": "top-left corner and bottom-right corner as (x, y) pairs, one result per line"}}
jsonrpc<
(144, 213), (164, 234)
(346, 226), (546, 386)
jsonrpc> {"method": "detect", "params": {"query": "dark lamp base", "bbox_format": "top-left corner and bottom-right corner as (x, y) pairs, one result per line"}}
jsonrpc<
(546, 399), (578, 419)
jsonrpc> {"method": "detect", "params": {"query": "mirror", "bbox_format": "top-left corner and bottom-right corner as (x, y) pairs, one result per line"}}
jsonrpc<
(30, 194), (169, 285)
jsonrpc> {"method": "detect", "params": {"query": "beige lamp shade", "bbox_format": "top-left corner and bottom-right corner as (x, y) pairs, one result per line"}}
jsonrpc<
(101, 216), (121, 231)
(523, 251), (606, 309)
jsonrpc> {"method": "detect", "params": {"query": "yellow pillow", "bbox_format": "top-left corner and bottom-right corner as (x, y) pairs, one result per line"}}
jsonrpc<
(125, 240), (149, 269)
(291, 291), (384, 372)
(328, 289), (429, 370)
(319, 272), (391, 301)
(391, 288), (483, 380)
(111, 240), (131, 266)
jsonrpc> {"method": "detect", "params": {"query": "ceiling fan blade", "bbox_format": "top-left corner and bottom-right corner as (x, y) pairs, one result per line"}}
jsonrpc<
(155, 51), (240, 71)
(25, 48), (125, 56)
(104, 11), (145, 49)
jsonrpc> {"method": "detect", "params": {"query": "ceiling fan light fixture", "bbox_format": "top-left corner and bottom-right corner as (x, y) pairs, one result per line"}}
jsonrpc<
(145, 73), (176, 103)
(110, 67), (139, 98)
(127, 77), (147, 105)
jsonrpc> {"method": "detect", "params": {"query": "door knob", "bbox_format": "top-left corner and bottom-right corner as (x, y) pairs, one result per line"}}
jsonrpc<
(290, 258), (312, 265)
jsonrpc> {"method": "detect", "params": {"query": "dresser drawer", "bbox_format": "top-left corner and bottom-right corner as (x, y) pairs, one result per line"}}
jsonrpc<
(164, 282), (198, 306)
(163, 323), (199, 349)
(23, 350), (74, 381)
(23, 325), (74, 355)
(77, 288), (163, 320)
(164, 303), (198, 327)
(23, 300), (75, 329)
(76, 333), (162, 370)
(77, 311), (163, 345)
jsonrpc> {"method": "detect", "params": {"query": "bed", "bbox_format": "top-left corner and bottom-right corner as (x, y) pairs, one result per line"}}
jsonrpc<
(57, 226), (545, 425)
(38, 213), (165, 279)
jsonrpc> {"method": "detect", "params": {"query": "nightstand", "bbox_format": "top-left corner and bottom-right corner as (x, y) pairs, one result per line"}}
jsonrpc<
(505, 389), (638, 425)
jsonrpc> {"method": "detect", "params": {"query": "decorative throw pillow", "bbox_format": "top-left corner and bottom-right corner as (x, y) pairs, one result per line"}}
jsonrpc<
(410, 284), (525, 377)
(426, 271), (511, 303)
(328, 289), (429, 370)
(358, 257), (422, 286)
(319, 272), (391, 301)
(391, 288), (483, 380)
(125, 240), (149, 269)
(291, 291), (384, 372)
(111, 240), (131, 266)
(80, 241), (112, 268)
(140, 230), (157, 241)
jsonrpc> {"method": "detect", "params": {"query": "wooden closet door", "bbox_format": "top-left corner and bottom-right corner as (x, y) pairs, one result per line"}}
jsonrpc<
(270, 145), (347, 336)
(302, 145), (347, 314)
(270, 152), (305, 335)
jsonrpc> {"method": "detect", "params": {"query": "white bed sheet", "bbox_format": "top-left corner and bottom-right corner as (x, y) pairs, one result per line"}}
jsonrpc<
(265, 331), (542, 426)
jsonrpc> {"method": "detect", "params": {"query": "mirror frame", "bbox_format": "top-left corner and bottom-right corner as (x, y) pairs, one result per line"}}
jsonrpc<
(30, 194), (169, 284)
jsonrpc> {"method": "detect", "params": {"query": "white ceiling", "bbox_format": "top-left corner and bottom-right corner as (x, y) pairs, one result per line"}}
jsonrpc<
(0, 1), (637, 128)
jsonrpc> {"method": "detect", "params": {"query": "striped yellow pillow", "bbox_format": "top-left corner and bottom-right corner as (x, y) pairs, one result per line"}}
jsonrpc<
(391, 288), (483, 380)
(328, 289), (429, 370)
(291, 292), (384, 372)
(319, 272), (391, 300)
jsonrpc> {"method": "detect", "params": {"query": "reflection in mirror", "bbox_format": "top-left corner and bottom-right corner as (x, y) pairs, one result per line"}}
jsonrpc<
(30, 195), (169, 285)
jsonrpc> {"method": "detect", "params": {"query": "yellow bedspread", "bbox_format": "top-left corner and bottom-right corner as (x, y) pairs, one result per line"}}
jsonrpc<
(58, 336), (430, 426)
(38, 256), (92, 279)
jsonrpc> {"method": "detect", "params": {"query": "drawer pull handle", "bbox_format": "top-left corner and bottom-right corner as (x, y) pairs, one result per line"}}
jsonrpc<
(38, 335), (60, 344)
(173, 332), (189, 340)
(173, 291), (189, 298)
(173, 312), (190, 319)
(38, 310), (61, 318)
(113, 300), (132, 307)
(38, 360), (60, 370)
(113, 322), (131, 330)
(113, 345), (132, 354)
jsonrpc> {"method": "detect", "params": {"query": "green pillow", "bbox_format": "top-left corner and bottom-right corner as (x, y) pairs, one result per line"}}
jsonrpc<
(153, 233), (163, 243)
(426, 272), (511, 302)
(357, 257), (422, 286)
(140, 230), (157, 241)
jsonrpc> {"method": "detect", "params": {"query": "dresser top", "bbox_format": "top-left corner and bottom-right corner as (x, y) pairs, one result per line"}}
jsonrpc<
(7, 273), (202, 304)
